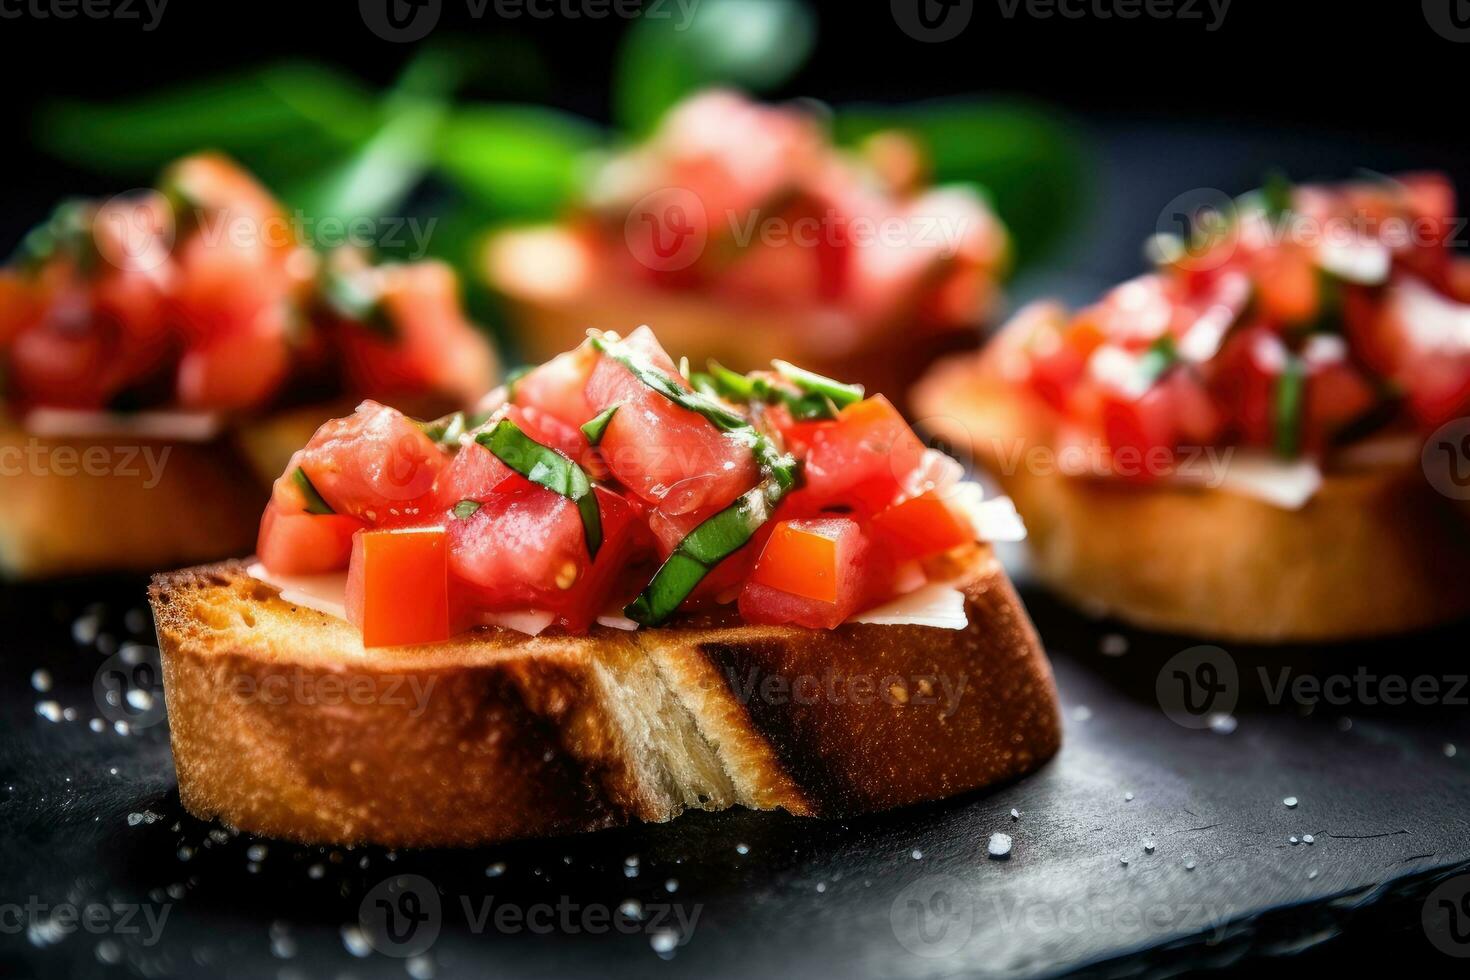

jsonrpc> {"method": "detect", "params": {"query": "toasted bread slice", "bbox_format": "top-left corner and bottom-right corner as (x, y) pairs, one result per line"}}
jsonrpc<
(913, 356), (1470, 642)
(0, 418), (263, 579)
(148, 551), (1061, 847)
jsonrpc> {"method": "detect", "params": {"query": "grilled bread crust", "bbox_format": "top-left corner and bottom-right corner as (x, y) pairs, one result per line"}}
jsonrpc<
(913, 355), (1470, 642)
(148, 551), (1061, 847)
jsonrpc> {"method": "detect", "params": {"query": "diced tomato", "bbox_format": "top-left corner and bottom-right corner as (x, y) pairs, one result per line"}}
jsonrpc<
(7, 317), (120, 410)
(585, 325), (757, 511)
(168, 230), (289, 345)
(294, 401), (447, 523)
(435, 439), (516, 506)
(1159, 368), (1225, 446)
(511, 342), (597, 427)
(798, 395), (929, 514)
(739, 518), (870, 629)
(448, 485), (641, 630)
(1210, 325), (1287, 447)
(375, 261), (496, 405)
(870, 492), (973, 564)
(346, 527), (451, 647)
(1346, 280), (1470, 428)
(1304, 356), (1378, 451)
(1028, 315), (1106, 412)
(256, 500), (364, 576)
(175, 306), (291, 411)
(1252, 245), (1320, 325)
(1100, 383), (1177, 481)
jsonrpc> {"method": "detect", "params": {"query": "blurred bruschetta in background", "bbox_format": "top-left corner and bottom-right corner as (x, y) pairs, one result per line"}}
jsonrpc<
(0, 154), (497, 577)
(486, 90), (1008, 403)
(915, 172), (1470, 641)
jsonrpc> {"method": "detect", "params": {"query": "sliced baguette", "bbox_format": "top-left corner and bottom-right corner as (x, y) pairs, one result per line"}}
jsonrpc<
(0, 418), (262, 579)
(913, 355), (1470, 642)
(0, 394), (464, 579)
(148, 551), (1061, 847)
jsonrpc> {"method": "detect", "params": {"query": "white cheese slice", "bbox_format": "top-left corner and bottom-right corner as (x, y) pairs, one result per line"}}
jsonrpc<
(1172, 451), (1323, 510)
(847, 580), (968, 630)
(24, 408), (223, 442)
(1316, 239), (1391, 285)
(478, 609), (557, 637)
(246, 562), (348, 622)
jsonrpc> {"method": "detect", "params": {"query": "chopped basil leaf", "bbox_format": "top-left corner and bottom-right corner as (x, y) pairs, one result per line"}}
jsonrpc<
(14, 200), (96, 272)
(320, 265), (392, 339)
(421, 411), (467, 446)
(1262, 170), (1294, 221)
(784, 391), (839, 421)
(1139, 334), (1179, 385)
(625, 479), (784, 626)
(452, 499), (482, 519)
(476, 418), (602, 557)
(1273, 355), (1305, 459)
(292, 467), (335, 515)
(580, 405), (618, 445)
(689, 372), (719, 398)
(772, 359), (864, 408)
(707, 361), (756, 400)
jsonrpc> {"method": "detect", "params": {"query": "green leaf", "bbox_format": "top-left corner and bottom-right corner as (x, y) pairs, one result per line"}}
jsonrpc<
(36, 62), (378, 176)
(831, 98), (1089, 269)
(292, 468), (335, 515)
(1273, 356), (1305, 459)
(772, 359), (864, 407)
(580, 406), (619, 445)
(613, 0), (816, 135)
(477, 418), (603, 557)
(434, 105), (601, 220)
(452, 499), (482, 520)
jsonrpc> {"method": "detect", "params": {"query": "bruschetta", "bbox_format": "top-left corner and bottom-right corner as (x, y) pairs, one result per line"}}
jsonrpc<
(149, 326), (1061, 846)
(485, 90), (1007, 401)
(0, 154), (497, 577)
(914, 173), (1470, 641)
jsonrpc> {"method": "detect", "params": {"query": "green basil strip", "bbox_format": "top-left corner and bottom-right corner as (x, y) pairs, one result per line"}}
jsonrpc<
(1273, 355), (1305, 459)
(477, 418), (602, 557)
(421, 411), (466, 446)
(292, 468), (335, 515)
(589, 335), (799, 491)
(320, 265), (394, 339)
(707, 360), (756, 400)
(624, 479), (783, 626)
(452, 499), (482, 519)
(689, 372), (719, 398)
(580, 405), (618, 445)
(1139, 334), (1179, 386)
(772, 359), (865, 408)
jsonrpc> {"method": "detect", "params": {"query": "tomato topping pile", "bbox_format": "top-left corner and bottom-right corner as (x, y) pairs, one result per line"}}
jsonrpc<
(996, 173), (1470, 477)
(573, 90), (1009, 345)
(0, 154), (494, 415)
(259, 327), (1001, 645)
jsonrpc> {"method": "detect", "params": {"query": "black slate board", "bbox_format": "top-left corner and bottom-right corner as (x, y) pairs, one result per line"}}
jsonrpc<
(3, 566), (1469, 980)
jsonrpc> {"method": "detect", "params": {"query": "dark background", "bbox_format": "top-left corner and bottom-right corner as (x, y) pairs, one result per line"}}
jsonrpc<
(3, 0), (1467, 244)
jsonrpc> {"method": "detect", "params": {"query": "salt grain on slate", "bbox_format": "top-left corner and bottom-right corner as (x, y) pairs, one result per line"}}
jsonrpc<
(988, 833), (1013, 858)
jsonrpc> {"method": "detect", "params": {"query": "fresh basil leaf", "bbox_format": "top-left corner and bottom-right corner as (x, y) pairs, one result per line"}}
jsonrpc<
(292, 468), (335, 515)
(477, 418), (602, 557)
(452, 499), (482, 520)
(580, 406), (619, 445)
